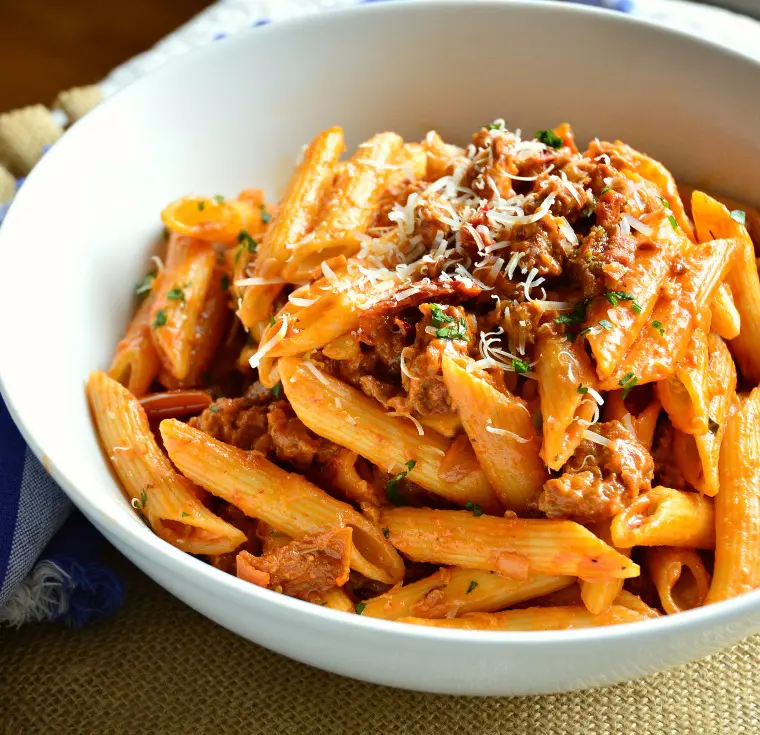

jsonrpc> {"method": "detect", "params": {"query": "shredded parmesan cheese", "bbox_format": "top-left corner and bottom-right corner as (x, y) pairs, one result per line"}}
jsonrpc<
(248, 315), (289, 370)
(288, 295), (319, 308)
(388, 412), (425, 436)
(622, 212), (654, 237)
(234, 277), (286, 287)
(301, 360), (330, 385)
(582, 429), (613, 448)
(485, 422), (531, 443)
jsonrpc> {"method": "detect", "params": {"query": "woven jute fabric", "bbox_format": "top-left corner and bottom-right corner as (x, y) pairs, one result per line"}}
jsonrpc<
(1, 548), (759, 735)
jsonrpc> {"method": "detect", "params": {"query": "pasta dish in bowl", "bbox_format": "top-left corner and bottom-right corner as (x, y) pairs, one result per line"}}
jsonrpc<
(88, 119), (760, 630)
(4, 0), (760, 695)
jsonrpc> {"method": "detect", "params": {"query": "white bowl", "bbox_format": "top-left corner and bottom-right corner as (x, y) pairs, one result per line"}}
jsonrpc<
(2, 0), (760, 696)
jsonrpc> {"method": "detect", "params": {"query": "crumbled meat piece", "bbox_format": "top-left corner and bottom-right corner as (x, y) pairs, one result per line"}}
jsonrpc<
(539, 420), (654, 523)
(465, 129), (518, 201)
(207, 503), (260, 574)
(357, 279), (480, 373)
(267, 401), (322, 468)
(190, 397), (269, 450)
(504, 219), (569, 278)
(650, 417), (689, 489)
(359, 375), (399, 407)
(236, 527), (353, 602)
(570, 224), (638, 298)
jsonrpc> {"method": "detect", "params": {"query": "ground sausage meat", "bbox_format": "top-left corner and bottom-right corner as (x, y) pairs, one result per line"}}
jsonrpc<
(539, 420), (654, 523)
(266, 401), (323, 469)
(235, 527), (352, 602)
(190, 397), (269, 451)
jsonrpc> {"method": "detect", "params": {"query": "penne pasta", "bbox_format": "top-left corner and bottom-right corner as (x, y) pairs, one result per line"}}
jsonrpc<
(399, 605), (647, 631)
(711, 282), (741, 340)
(279, 356), (502, 513)
(580, 521), (630, 615)
(382, 508), (639, 581)
(86, 371), (246, 555)
(613, 589), (660, 619)
(108, 289), (161, 397)
(535, 326), (600, 471)
(238, 126), (345, 328)
(159, 418), (405, 584)
(441, 355), (545, 512)
(647, 547), (710, 615)
(611, 486), (714, 550)
(149, 234), (217, 381)
(706, 388), (760, 603)
(692, 191), (760, 383)
(361, 568), (574, 620)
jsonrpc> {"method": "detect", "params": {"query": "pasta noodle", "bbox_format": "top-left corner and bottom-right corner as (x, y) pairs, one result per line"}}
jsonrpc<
(91, 121), (760, 629)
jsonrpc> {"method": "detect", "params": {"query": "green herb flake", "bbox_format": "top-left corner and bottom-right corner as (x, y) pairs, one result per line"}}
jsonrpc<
(465, 500), (484, 517)
(578, 385), (589, 395)
(536, 129), (563, 149)
(600, 186), (612, 196)
(260, 205), (272, 224)
(221, 274), (230, 292)
(271, 382), (282, 399)
(631, 302), (642, 315)
(651, 320), (665, 337)
(382, 527), (390, 539)
(198, 200), (206, 212)
(512, 358), (530, 374)
(604, 291), (640, 315)
(214, 194), (225, 204)
(485, 120), (505, 131)
(599, 319), (614, 331)
(731, 209), (747, 226)
(667, 214), (679, 230)
(135, 271), (156, 298)
(140, 490), (148, 508)
(152, 309), (167, 329)
(167, 287), (185, 302)
(659, 196), (672, 210)
(436, 318), (469, 342)
(238, 229), (257, 252)
(181, 512), (190, 518)
(466, 580), (479, 595)
(209, 405), (219, 414)
(355, 602), (367, 615)
(269, 316), (276, 327)
(554, 299), (589, 327)
(619, 371), (638, 400)
(429, 303), (454, 328)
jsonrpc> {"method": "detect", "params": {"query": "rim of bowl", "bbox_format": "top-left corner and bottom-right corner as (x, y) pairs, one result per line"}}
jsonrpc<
(3, 0), (760, 647)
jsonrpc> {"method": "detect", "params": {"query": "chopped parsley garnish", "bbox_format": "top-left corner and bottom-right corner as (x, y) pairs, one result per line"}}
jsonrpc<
(536, 129), (563, 149)
(214, 194), (225, 204)
(512, 358), (530, 374)
(485, 120), (505, 131)
(578, 384), (589, 395)
(260, 205), (271, 224)
(238, 229), (257, 252)
(659, 196), (672, 210)
(731, 209), (747, 226)
(709, 418), (720, 434)
(430, 303), (453, 327)
(600, 186), (612, 196)
(386, 460), (416, 506)
(578, 326), (593, 337)
(667, 214), (679, 230)
(131, 491), (149, 524)
(209, 405), (219, 414)
(465, 500), (484, 517)
(167, 287), (185, 302)
(152, 309), (167, 328)
(436, 318), (469, 342)
(466, 580), (479, 595)
(135, 270), (156, 298)
(271, 382), (282, 399)
(198, 200), (206, 211)
(619, 371), (638, 399)
(554, 299), (589, 328)
(269, 316), (276, 327)
(181, 512), (189, 518)
(599, 319), (613, 331)
(221, 274), (230, 292)
(140, 490), (147, 507)
(234, 245), (243, 263)
(382, 527), (390, 539)
(355, 602), (366, 615)
(604, 291), (641, 314)
(651, 320), (665, 336)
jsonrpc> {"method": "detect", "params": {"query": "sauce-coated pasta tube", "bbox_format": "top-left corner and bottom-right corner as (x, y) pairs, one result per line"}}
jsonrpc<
(361, 568), (573, 620)
(159, 418), (405, 584)
(706, 388), (760, 603)
(279, 357), (502, 513)
(441, 355), (545, 512)
(711, 282), (741, 340)
(382, 508), (639, 581)
(86, 371), (245, 555)
(611, 486), (714, 550)
(580, 521), (631, 615)
(647, 547), (710, 615)
(400, 605), (646, 631)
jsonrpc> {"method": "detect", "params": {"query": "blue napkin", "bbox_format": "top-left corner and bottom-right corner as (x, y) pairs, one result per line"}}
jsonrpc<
(0, 0), (630, 627)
